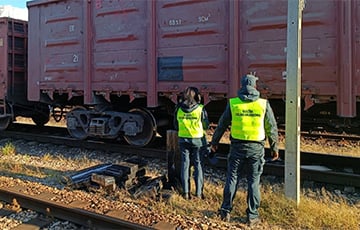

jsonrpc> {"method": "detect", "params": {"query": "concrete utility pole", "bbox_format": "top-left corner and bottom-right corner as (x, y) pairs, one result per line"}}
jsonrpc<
(285, 0), (305, 205)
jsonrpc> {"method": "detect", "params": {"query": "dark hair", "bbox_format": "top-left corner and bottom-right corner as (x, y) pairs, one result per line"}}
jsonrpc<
(183, 87), (201, 104)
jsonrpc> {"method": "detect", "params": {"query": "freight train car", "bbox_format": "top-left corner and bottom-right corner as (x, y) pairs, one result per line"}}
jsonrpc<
(26, 0), (360, 146)
(0, 17), (49, 130)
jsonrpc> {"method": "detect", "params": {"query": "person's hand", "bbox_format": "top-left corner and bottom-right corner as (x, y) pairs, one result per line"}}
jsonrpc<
(271, 151), (279, 161)
(210, 144), (218, 153)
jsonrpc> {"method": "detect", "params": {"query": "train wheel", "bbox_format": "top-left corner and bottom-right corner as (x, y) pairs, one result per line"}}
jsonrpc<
(66, 107), (89, 140)
(123, 108), (157, 147)
(0, 103), (12, 131)
(0, 116), (11, 131)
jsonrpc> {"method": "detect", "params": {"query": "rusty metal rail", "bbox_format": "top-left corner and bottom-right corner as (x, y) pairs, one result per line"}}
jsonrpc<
(213, 145), (360, 188)
(0, 185), (155, 230)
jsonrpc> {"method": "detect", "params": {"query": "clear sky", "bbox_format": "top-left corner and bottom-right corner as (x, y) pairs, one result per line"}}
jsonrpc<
(0, 0), (28, 9)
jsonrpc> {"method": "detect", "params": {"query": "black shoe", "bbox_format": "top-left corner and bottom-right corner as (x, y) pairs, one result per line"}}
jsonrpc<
(182, 193), (190, 200)
(247, 217), (260, 227)
(219, 210), (230, 222)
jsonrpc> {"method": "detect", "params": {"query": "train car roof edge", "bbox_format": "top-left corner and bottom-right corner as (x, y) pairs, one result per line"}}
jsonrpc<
(27, 0), (63, 8)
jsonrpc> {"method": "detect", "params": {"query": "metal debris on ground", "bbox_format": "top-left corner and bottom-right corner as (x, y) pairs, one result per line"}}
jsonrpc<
(130, 175), (165, 199)
(91, 174), (116, 192)
(66, 158), (167, 199)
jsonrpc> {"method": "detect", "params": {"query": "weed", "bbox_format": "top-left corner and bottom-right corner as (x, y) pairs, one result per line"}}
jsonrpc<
(42, 153), (53, 161)
(1, 142), (16, 155)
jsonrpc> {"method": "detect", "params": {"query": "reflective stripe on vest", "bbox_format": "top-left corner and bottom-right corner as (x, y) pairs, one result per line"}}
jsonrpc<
(229, 97), (267, 141)
(177, 105), (204, 138)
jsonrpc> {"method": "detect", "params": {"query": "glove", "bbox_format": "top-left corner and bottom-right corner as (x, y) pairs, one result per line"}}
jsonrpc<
(210, 144), (218, 153)
(271, 151), (279, 161)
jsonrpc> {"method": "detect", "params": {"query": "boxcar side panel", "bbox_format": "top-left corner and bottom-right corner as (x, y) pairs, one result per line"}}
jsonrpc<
(355, 1), (360, 104)
(0, 17), (27, 104)
(239, 0), (288, 98)
(0, 18), (8, 101)
(239, 0), (337, 95)
(156, 0), (229, 97)
(28, 0), (86, 101)
(27, 0), (359, 118)
(28, 0), (231, 105)
(91, 0), (148, 97)
(239, 0), (357, 117)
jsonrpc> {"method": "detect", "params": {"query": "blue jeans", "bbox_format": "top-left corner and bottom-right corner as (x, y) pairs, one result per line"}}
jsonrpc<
(179, 138), (204, 196)
(220, 142), (265, 220)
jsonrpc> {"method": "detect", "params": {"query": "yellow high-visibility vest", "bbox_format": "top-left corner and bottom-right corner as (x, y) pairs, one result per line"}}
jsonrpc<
(229, 97), (267, 141)
(177, 105), (204, 138)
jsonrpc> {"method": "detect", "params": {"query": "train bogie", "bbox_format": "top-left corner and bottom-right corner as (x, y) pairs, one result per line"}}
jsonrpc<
(26, 0), (360, 144)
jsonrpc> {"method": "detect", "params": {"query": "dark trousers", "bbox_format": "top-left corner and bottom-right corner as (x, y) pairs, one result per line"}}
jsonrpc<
(179, 138), (204, 196)
(220, 142), (265, 219)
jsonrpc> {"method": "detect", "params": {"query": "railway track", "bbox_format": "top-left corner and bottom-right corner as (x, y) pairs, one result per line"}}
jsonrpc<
(212, 145), (360, 188)
(0, 185), (154, 230)
(209, 124), (360, 142)
(277, 129), (360, 142)
(1, 123), (360, 188)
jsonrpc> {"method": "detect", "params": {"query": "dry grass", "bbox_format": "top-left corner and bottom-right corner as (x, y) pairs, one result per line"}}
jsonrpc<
(148, 179), (359, 229)
(0, 144), (95, 179)
(260, 185), (359, 229)
(0, 161), (47, 178)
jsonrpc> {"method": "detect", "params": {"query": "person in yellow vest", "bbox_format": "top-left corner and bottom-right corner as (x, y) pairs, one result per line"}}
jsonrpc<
(174, 87), (209, 200)
(210, 74), (279, 227)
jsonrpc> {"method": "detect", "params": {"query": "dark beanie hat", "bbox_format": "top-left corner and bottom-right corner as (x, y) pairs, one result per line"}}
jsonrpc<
(241, 74), (258, 87)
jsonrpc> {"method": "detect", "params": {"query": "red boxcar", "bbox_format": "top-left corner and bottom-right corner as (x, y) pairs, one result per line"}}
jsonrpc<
(27, 0), (360, 145)
(0, 17), (49, 130)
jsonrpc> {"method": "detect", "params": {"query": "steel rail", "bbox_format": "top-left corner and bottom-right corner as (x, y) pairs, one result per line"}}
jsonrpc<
(212, 154), (360, 188)
(278, 129), (360, 142)
(0, 186), (154, 230)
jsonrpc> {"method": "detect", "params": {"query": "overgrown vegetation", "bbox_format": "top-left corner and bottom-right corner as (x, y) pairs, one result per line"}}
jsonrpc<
(153, 180), (359, 229)
(0, 143), (95, 180)
(1, 142), (16, 155)
(259, 185), (359, 229)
